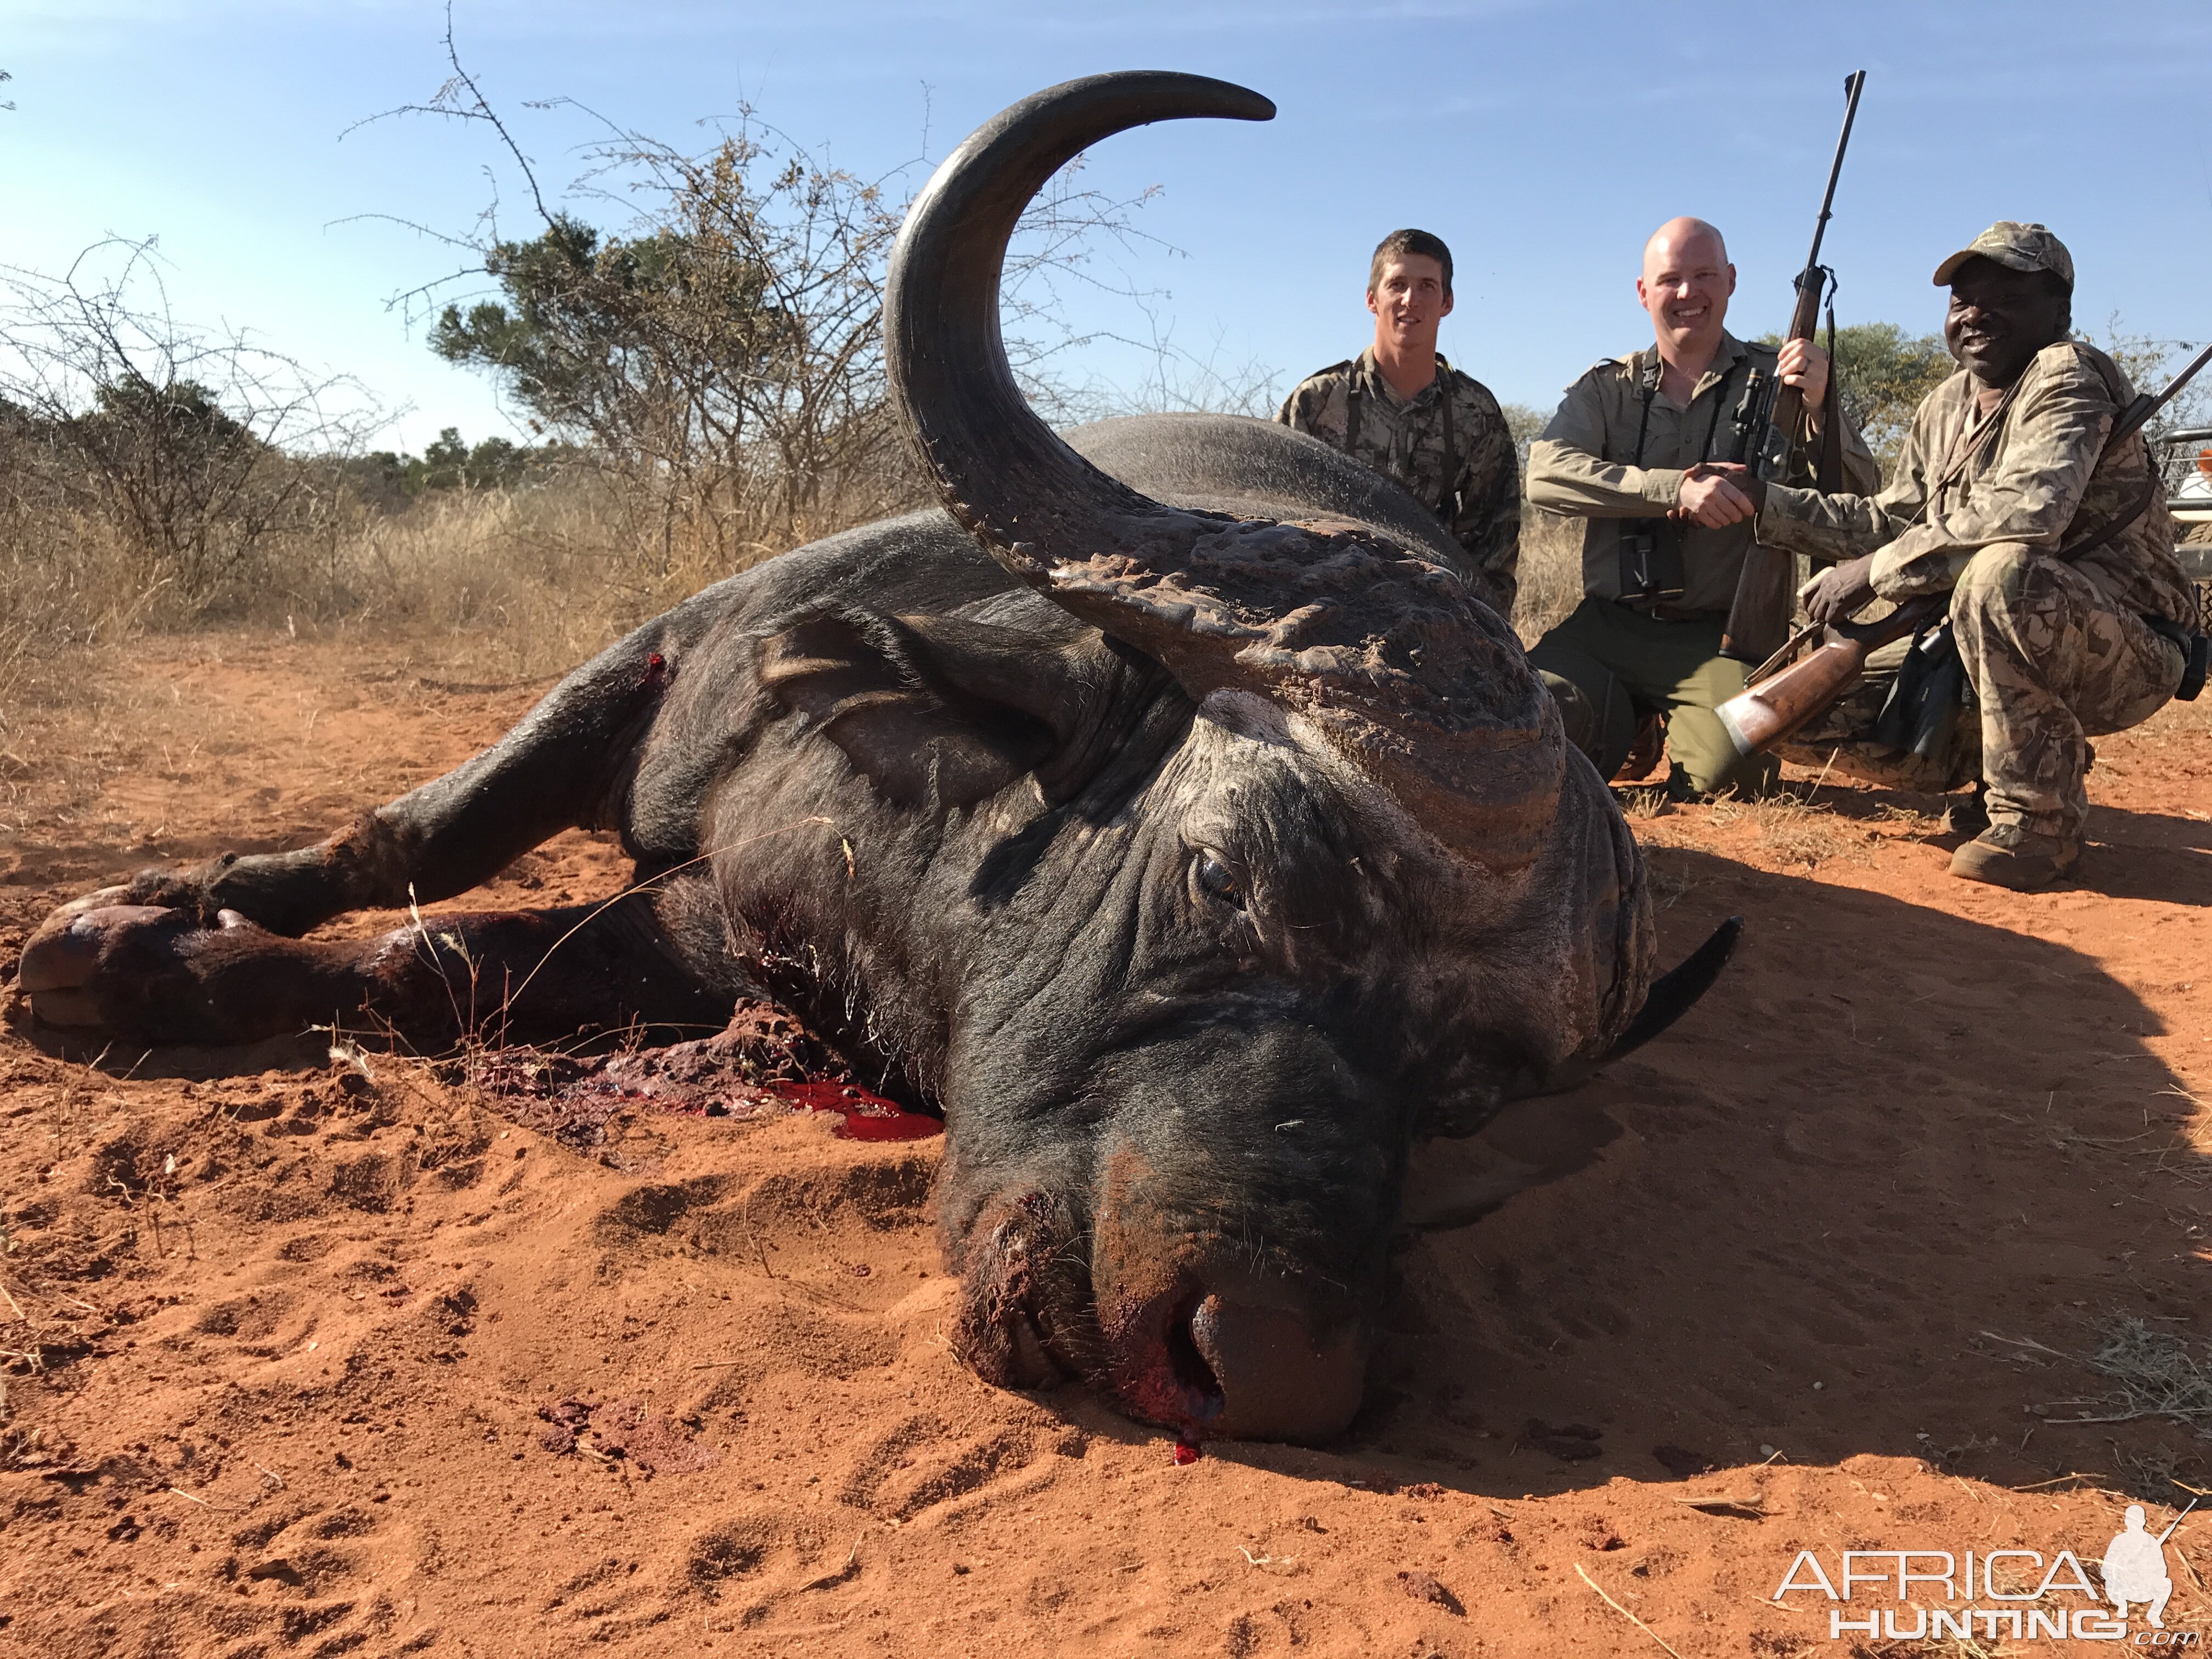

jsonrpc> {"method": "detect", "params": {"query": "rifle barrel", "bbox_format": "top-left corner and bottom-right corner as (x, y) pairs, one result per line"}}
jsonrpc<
(2119, 339), (2212, 444)
(1804, 70), (1867, 273)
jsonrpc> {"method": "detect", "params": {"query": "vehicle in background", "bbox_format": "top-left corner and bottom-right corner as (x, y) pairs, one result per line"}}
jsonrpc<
(2162, 425), (2212, 576)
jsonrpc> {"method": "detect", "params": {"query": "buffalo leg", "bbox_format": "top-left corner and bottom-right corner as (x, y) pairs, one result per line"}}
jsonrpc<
(108, 630), (685, 937)
(18, 891), (730, 1050)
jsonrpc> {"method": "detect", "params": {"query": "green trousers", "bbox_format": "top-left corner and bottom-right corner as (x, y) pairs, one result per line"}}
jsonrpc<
(1529, 597), (1781, 798)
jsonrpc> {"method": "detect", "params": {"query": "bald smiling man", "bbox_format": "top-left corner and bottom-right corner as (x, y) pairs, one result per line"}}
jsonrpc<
(1526, 217), (1878, 798)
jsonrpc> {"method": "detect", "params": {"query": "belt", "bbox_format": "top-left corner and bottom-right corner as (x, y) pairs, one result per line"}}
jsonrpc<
(1614, 599), (1725, 625)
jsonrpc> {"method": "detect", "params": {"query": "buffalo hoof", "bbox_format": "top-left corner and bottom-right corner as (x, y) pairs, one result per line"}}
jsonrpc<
(18, 900), (266, 1039)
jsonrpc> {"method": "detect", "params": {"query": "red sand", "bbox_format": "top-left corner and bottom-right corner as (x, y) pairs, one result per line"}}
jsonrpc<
(3, 633), (2209, 1656)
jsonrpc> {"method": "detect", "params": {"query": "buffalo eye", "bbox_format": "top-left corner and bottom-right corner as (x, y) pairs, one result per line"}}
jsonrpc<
(1192, 850), (1243, 910)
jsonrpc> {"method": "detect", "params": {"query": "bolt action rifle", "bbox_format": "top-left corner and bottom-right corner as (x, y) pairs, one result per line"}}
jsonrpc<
(1716, 70), (1867, 666)
(1714, 338), (2212, 760)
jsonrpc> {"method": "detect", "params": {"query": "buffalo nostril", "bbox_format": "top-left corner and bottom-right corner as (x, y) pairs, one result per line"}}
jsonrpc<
(1187, 1295), (1366, 1446)
(1007, 1309), (1065, 1389)
(951, 1193), (1087, 1393)
(1163, 1297), (1226, 1418)
(1101, 1288), (1228, 1437)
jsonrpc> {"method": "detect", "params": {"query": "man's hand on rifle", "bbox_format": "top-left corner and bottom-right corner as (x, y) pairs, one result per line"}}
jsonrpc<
(1800, 554), (1878, 625)
(1674, 463), (1759, 528)
(1776, 338), (1831, 428)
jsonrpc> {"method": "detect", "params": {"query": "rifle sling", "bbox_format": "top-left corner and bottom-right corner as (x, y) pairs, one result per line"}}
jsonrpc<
(1909, 366), (2158, 560)
(1816, 303), (1843, 494)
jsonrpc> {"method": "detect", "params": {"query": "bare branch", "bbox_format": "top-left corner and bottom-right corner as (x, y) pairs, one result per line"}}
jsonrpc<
(346, 44), (1183, 574)
(338, 2), (552, 229)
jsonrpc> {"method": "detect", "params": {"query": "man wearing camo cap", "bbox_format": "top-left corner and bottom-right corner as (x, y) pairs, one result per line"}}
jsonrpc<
(1722, 221), (2202, 889)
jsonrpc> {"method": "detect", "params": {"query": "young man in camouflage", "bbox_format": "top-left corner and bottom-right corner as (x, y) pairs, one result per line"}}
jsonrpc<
(1275, 229), (1521, 619)
(1739, 223), (2202, 890)
(1525, 217), (1878, 800)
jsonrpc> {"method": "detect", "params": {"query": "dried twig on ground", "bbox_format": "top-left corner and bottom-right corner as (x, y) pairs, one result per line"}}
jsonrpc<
(1672, 1491), (1767, 1517)
(1988, 1319), (2212, 1435)
(1576, 1562), (1686, 1659)
(800, 1534), (862, 1592)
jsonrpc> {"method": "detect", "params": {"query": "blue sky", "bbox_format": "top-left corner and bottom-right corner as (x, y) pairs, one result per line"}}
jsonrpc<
(4, 1), (2208, 452)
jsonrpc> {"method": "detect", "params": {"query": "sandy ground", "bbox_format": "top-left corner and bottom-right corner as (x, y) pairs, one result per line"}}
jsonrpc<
(3, 631), (2210, 1657)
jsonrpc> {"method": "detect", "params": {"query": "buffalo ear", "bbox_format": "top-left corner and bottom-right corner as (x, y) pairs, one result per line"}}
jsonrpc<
(758, 608), (1141, 809)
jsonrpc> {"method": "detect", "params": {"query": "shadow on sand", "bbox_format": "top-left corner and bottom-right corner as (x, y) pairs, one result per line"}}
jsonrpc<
(1273, 844), (2211, 1506)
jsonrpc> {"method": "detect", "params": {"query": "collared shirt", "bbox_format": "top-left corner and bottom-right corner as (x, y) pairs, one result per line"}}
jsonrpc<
(1526, 331), (1881, 616)
(1756, 341), (2198, 628)
(1276, 349), (1522, 618)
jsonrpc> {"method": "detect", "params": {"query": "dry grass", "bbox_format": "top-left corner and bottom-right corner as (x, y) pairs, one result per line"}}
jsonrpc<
(1988, 1319), (2212, 1438)
(287, 477), (748, 682)
(1706, 787), (1866, 871)
(0, 498), (172, 717)
(1982, 1318), (2212, 1500)
(2078, 1321), (2212, 1437)
(0, 466), (879, 732)
(2, 467), (1589, 730)
(1512, 502), (1584, 645)
(1640, 847), (1707, 912)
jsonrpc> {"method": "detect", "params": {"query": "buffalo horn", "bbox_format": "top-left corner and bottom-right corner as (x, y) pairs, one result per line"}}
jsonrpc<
(883, 71), (1566, 872)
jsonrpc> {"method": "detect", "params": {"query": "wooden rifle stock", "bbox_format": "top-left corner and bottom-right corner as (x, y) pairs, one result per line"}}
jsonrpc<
(1718, 70), (1866, 666)
(1714, 598), (1940, 759)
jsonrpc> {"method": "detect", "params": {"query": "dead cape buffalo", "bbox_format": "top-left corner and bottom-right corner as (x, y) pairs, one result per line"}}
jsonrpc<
(16, 72), (1736, 1444)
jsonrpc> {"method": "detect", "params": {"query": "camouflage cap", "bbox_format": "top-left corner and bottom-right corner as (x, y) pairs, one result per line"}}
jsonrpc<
(1932, 222), (2074, 293)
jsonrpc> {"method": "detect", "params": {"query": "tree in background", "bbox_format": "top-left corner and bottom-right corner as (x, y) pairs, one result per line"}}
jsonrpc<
(1826, 323), (1954, 470)
(2100, 319), (2209, 437)
(1760, 322), (1954, 473)
(0, 239), (373, 604)
(424, 140), (901, 574)
(1501, 403), (1549, 458)
(352, 426), (572, 503)
(368, 22), (1184, 578)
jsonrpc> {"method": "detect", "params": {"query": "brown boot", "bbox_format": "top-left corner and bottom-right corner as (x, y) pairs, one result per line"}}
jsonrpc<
(1949, 823), (2079, 891)
(1611, 712), (1667, 784)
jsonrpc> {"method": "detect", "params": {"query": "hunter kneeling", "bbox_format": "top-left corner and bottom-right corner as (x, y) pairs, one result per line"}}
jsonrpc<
(1525, 216), (1878, 799)
(1722, 222), (2205, 891)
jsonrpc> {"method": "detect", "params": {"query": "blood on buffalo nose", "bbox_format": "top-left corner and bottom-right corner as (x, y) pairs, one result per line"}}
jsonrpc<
(1109, 1279), (1367, 1445)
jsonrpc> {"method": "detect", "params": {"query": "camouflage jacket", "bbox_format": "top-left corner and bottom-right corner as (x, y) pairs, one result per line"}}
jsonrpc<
(1276, 350), (1521, 618)
(1757, 341), (2198, 628)
(1527, 331), (1881, 615)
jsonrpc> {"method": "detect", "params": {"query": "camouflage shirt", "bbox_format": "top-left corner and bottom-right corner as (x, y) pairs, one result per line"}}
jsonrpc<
(1276, 349), (1521, 618)
(1527, 331), (1880, 615)
(1756, 341), (2198, 628)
